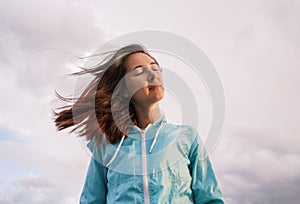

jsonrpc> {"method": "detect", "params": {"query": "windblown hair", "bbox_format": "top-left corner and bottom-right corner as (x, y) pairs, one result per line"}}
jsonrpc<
(52, 44), (157, 145)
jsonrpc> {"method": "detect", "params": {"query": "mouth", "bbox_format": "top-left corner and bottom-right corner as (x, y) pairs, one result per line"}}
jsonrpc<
(148, 85), (161, 90)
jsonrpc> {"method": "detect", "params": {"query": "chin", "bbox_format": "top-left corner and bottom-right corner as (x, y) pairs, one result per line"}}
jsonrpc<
(152, 94), (164, 103)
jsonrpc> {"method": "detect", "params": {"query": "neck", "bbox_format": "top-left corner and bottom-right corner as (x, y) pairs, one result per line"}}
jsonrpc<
(134, 103), (161, 130)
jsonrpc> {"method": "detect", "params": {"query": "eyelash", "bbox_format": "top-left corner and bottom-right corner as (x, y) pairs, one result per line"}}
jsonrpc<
(134, 67), (161, 75)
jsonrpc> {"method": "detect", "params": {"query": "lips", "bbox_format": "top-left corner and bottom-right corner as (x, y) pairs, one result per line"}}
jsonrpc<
(148, 85), (161, 90)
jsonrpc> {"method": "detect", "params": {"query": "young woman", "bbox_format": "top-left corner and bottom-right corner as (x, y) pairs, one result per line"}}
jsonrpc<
(53, 44), (224, 203)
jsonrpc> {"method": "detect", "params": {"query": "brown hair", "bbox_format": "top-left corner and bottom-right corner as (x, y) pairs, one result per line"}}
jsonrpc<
(52, 44), (157, 145)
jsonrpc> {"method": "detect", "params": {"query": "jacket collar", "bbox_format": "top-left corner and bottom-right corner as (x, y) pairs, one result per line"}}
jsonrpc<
(127, 112), (167, 140)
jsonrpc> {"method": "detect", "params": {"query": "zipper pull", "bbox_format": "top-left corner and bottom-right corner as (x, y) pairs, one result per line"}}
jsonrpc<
(141, 130), (145, 139)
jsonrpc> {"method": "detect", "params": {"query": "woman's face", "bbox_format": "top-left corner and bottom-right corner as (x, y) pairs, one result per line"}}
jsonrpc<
(124, 52), (164, 107)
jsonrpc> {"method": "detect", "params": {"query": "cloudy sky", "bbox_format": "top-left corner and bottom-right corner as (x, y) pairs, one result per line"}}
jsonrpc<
(1, 0), (299, 203)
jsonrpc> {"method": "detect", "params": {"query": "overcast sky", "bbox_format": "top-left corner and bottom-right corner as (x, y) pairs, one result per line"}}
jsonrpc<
(0, 0), (299, 203)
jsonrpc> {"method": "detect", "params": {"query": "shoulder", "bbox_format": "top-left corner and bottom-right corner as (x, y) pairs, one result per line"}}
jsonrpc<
(86, 135), (117, 166)
(164, 123), (198, 139)
(162, 123), (199, 149)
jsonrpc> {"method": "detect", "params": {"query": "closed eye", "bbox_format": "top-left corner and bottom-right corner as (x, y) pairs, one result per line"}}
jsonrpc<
(133, 66), (161, 76)
(133, 67), (144, 75)
(151, 66), (159, 71)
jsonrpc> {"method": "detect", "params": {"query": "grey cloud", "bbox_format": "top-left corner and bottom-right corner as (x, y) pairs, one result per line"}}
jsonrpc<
(259, 0), (300, 49)
(1, 176), (78, 204)
(1, 0), (299, 203)
(212, 123), (300, 204)
(0, 0), (106, 98)
(14, 176), (55, 191)
(0, 0), (104, 51)
(0, 140), (87, 204)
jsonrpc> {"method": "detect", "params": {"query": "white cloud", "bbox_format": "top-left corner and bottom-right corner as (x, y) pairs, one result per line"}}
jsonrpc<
(211, 122), (300, 204)
(0, 0), (299, 203)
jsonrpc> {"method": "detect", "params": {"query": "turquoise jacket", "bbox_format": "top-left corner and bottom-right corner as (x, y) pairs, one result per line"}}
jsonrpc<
(80, 114), (224, 204)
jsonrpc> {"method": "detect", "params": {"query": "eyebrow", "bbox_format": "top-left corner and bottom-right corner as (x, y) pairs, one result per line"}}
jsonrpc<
(133, 62), (158, 70)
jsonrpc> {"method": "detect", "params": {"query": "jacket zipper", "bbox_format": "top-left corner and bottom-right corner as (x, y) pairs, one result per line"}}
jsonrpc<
(141, 130), (150, 204)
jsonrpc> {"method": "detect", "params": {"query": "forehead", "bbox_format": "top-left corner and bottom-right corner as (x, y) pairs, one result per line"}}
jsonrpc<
(125, 52), (156, 71)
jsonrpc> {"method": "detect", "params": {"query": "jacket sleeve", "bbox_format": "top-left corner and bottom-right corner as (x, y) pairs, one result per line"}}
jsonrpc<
(189, 132), (225, 204)
(80, 143), (108, 204)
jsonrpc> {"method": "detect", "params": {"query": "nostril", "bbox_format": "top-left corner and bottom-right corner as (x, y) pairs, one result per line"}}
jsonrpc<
(148, 75), (154, 82)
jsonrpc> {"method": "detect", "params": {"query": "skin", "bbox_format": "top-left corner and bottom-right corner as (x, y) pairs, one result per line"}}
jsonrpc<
(124, 52), (165, 129)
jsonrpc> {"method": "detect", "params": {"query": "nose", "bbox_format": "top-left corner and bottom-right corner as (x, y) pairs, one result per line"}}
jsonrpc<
(147, 70), (158, 83)
(146, 67), (160, 82)
(148, 73), (155, 82)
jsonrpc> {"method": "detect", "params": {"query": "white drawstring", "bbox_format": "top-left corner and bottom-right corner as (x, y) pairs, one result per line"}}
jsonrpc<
(105, 120), (165, 166)
(149, 122), (165, 153)
(106, 134), (125, 167)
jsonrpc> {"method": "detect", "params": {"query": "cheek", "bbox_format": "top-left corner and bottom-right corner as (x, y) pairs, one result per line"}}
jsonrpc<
(160, 75), (164, 84)
(125, 77), (148, 94)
